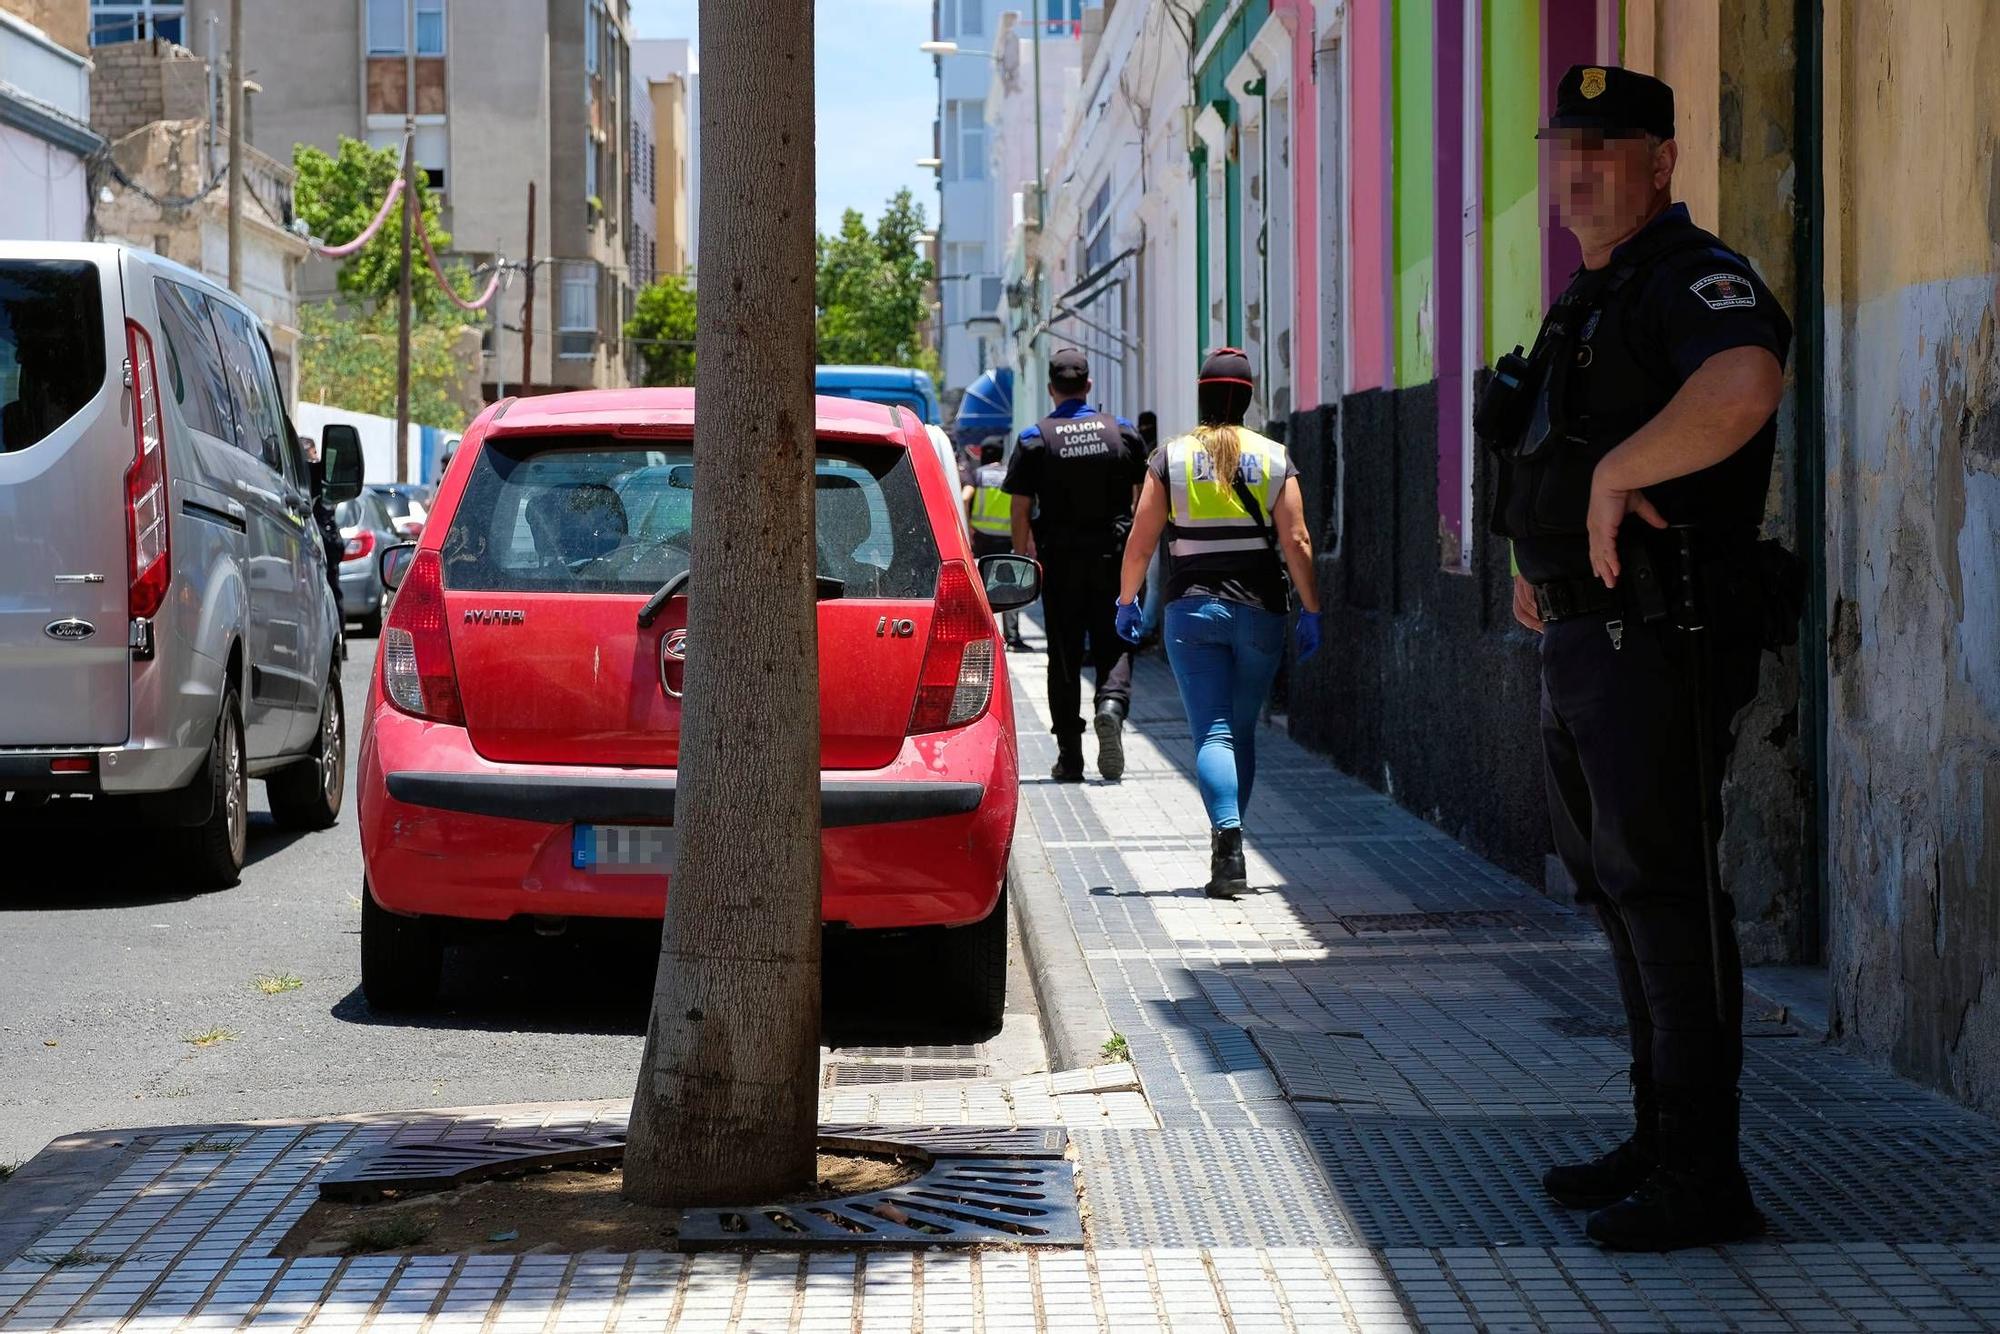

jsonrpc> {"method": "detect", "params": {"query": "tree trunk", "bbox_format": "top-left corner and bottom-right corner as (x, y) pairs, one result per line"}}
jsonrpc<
(623, 0), (821, 1207)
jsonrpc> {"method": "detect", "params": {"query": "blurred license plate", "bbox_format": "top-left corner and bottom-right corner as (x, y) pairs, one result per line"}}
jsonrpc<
(572, 824), (677, 875)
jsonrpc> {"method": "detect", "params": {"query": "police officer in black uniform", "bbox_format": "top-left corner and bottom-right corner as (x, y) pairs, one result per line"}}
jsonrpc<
(1003, 348), (1147, 782)
(1483, 66), (1791, 1252)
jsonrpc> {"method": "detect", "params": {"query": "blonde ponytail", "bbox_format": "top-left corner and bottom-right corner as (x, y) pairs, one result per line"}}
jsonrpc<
(1193, 423), (1242, 484)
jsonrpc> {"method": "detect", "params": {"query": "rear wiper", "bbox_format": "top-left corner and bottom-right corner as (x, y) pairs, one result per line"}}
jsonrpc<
(638, 570), (843, 628)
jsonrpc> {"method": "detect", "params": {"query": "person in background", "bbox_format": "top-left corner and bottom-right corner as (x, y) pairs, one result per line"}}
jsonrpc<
(1003, 348), (1147, 782)
(1135, 410), (1167, 650)
(965, 437), (1030, 651)
(1115, 348), (1321, 897)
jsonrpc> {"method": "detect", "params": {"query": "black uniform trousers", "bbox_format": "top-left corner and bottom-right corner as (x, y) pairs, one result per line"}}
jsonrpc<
(1539, 610), (1761, 1094)
(972, 532), (1022, 642)
(1039, 545), (1133, 742)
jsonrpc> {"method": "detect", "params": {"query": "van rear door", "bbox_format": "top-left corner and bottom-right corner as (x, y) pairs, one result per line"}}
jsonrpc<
(0, 249), (130, 747)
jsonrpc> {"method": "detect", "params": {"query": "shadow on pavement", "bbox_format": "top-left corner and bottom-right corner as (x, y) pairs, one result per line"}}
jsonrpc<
(0, 812), (316, 911)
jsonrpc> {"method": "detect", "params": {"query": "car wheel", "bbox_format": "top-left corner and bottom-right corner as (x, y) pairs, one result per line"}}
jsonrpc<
(268, 671), (345, 831)
(176, 687), (248, 889)
(361, 886), (442, 1012)
(936, 884), (1008, 1038)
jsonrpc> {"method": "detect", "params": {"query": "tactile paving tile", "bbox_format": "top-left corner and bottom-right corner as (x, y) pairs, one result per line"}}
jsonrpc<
(1248, 1028), (1430, 1113)
(1072, 1127), (1356, 1248)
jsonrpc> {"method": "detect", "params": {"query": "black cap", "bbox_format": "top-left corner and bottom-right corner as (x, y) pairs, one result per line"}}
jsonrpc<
(1048, 347), (1089, 389)
(1537, 65), (1674, 141)
(1199, 346), (1254, 388)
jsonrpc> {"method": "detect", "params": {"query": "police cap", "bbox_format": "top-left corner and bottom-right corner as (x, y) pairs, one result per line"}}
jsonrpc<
(1049, 347), (1090, 392)
(1537, 65), (1674, 141)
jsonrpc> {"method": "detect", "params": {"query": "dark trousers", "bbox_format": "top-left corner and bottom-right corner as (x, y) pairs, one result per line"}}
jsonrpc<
(1539, 611), (1761, 1093)
(971, 532), (1022, 642)
(1040, 548), (1132, 742)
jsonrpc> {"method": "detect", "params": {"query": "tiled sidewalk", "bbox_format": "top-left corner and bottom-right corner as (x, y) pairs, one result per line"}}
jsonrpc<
(4, 634), (2000, 1331)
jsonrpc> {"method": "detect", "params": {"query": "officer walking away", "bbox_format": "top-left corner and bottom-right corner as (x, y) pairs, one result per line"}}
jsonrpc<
(1003, 348), (1147, 782)
(1482, 66), (1791, 1251)
(965, 437), (1030, 652)
(1114, 348), (1320, 897)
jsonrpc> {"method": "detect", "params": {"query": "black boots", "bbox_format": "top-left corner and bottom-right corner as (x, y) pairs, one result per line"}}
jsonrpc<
(1094, 700), (1126, 781)
(1051, 739), (1085, 783)
(1579, 1087), (1763, 1252)
(1206, 827), (1246, 898)
(1544, 1068), (1658, 1209)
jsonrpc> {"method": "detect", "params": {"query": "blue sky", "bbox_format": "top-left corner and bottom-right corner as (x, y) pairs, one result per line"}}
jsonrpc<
(630, 0), (939, 237)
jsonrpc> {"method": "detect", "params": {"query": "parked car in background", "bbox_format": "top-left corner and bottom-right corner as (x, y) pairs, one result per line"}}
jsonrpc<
(367, 482), (431, 539)
(336, 490), (403, 636)
(354, 389), (1041, 1028)
(0, 242), (358, 887)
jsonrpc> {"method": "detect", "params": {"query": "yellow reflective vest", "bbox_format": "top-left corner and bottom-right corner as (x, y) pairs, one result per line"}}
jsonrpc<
(1162, 429), (1286, 558)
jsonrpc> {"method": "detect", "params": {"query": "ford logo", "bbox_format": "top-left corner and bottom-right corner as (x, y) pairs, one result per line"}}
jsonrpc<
(45, 618), (95, 642)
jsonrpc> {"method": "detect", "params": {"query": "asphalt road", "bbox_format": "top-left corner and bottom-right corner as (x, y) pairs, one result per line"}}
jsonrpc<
(0, 636), (1039, 1167)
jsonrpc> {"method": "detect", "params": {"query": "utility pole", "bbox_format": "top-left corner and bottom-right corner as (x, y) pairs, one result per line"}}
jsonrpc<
(1031, 4), (1044, 230)
(521, 182), (537, 394)
(225, 0), (243, 292)
(393, 123), (415, 485)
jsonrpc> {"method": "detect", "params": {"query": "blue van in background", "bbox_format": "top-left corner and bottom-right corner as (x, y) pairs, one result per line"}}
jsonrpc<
(813, 365), (942, 425)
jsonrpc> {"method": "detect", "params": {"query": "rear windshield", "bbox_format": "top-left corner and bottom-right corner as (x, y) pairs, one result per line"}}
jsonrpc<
(0, 261), (106, 454)
(373, 490), (413, 518)
(441, 437), (941, 598)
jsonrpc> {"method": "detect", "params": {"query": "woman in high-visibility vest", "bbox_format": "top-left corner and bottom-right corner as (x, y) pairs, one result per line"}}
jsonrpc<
(1113, 348), (1322, 897)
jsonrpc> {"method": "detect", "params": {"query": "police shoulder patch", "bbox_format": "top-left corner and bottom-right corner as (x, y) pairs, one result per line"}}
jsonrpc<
(1690, 272), (1757, 311)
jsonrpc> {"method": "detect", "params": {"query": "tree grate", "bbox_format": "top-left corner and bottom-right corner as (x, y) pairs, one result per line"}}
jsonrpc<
(821, 1059), (990, 1087)
(317, 1132), (627, 1202)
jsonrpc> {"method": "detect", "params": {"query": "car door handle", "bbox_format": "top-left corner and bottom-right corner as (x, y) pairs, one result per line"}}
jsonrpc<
(235, 479), (280, 506)
(227, 500), (247, 521)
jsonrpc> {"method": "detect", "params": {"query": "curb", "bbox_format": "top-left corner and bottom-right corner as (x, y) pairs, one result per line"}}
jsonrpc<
(1008, 797), (1116, 1073)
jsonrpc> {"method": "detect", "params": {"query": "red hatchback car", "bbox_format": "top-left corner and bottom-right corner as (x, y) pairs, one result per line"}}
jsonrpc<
(354, 390), (1040, 1026)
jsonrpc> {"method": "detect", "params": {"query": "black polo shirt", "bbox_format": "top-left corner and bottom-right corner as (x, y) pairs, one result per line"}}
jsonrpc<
(1001, 400), (1147, 556)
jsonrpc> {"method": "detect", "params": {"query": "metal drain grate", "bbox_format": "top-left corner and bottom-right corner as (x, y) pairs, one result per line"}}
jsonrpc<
(822, 1059), (989, 1088)
(677, 1155), (1081, 1249)
(1336, 909), (1540, 934)
(819, 1124), (1068, 1157)
(318, 1132), (626, 1202)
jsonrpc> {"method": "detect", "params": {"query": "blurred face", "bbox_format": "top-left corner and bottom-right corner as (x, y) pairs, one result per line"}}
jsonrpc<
(1544, 130), (1675, 248)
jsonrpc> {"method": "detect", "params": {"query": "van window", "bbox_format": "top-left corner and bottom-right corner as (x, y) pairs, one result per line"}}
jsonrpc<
(441, 438), (941, 600)
(207, 300), (288, 474)
(0, 261), (107, 455)
(153, 279), (235, 441)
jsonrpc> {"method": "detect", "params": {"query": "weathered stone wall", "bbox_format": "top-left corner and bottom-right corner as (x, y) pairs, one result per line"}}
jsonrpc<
(1821, 0), (2000, 1114)
(90, 40), (213, 145)
(1, 0), (86, 54)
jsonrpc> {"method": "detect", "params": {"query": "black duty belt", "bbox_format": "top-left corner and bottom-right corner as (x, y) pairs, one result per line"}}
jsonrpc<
(1532, 576), (1624, 624)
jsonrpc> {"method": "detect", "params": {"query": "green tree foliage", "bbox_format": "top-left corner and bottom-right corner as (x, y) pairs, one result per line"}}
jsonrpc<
(297, 303), (469, 430)
(814, 189), (936, 371)
(626, 274), (698, 386)
(292, 136), (473, 319)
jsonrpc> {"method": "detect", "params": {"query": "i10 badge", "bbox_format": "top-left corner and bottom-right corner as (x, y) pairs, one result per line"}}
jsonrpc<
(45, 618), (95, 642)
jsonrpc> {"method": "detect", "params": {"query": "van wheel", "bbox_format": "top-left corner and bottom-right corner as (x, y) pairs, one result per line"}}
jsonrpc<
(268, 672), (344, 831)
(361, 888), (442, 1011)
(934, 886), (1008, 1039)
(176, 688), (248, 889)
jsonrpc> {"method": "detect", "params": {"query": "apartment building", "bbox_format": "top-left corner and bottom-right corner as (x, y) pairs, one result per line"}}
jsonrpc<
(87, 0), (638, 396)
(1, 1), (100, 241)
(631, 37), (694, 281)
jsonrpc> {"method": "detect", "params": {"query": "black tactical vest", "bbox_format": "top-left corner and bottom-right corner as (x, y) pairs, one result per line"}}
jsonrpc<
(1031, 409), (1130, 552)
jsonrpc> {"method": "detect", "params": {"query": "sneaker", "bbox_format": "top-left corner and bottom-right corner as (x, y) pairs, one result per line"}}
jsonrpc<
(1093, 702), (1126, 781)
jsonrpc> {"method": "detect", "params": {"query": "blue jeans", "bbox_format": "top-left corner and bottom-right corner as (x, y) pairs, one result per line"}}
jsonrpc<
(1163, 595), (1286, 830)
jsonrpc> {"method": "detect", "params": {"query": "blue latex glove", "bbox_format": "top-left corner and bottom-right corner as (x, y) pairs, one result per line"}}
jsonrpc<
(1114, 598), (1144, 644)
(1294, 611), (1322, 661)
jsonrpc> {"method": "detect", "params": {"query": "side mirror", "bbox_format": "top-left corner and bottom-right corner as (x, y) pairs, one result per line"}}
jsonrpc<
(320, 424), (364, 503)
(978, 553), (1041, 612)
(379, 542), (417, 591)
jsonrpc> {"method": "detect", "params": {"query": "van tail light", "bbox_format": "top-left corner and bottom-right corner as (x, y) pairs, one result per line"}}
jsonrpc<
(343, 529), (376, 562)
(381, 548), (463, 724)
(125, 320), (170, 619)
(908, 560), (995, 734)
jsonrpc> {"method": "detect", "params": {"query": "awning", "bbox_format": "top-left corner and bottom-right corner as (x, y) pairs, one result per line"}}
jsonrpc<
(953, 367), (1014, 445)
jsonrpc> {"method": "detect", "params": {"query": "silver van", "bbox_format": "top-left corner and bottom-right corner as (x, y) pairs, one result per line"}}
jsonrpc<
(0, 243), (362, 887)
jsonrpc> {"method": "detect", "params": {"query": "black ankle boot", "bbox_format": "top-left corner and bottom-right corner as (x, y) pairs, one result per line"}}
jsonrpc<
(1051, 742), (1085, 783)
(1586, 1088), (1763, 1252)
(1544, 1068), (1658, 1209)
(1206, 827), (1246, 898)
(1093, 700), (1126, 781)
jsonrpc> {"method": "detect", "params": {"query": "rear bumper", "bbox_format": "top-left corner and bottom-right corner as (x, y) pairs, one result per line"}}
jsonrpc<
(358, 703), (1019, 929)
(0, 740), (208, 796)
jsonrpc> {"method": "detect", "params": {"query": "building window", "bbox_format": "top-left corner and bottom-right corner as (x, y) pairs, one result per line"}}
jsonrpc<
(960, 0), (982, 36)
(415, 0), (445, 54)
(945, 99), (984, 182)
(584, 133), (599, 202)
(1082, 176), (1112, 273)
(90, 0), (184, 45)
(559, 265), (598, 358)
(367, 0), (403, 53)
(585, 0), (601, 75)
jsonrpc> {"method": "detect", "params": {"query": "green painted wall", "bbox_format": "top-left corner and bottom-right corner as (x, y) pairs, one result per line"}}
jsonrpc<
(1393, 0), (1435, 387)
(1484, 0), (1542, 363)
(1190, 2), (1268, 355)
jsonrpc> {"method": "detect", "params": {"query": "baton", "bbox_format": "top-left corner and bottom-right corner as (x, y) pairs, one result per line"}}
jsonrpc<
(1675, 526), (1729, 1024)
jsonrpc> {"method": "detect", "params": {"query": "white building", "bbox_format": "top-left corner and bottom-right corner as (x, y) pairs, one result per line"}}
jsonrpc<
(0, 7), (101, 241)
(631, 37), (697, 275)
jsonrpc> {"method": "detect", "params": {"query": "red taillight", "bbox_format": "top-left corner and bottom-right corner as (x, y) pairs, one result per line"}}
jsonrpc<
(49, 757), (93, 774)
(343, 529), (377, 562)
(908, 559), (996, 734)
(404, 519), (425, 538)
(380, 548), (463, 724)
(125, 321), (170, 619)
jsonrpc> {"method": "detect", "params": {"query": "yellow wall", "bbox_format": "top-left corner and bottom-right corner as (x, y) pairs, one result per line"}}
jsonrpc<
(1622, 0), (1720, 232)
(650, 74), (689, 277)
